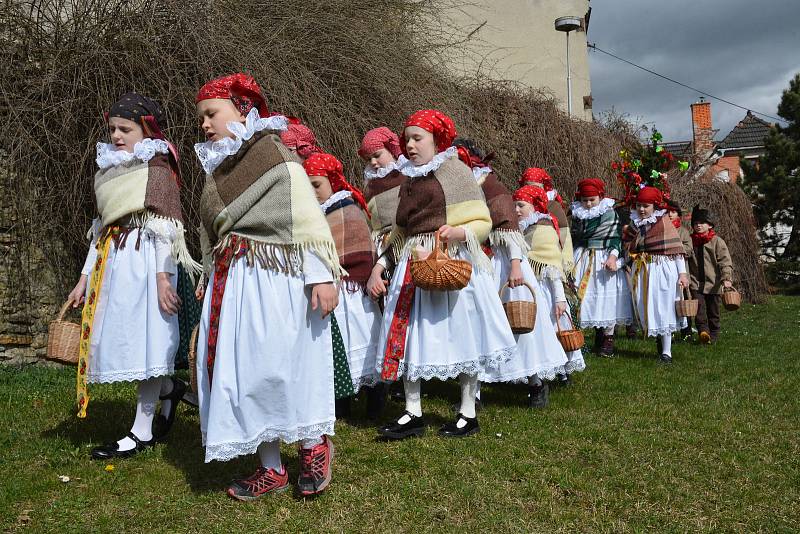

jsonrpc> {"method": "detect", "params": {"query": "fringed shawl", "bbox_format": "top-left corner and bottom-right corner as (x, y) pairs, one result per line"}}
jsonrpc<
(570, 208), (622, 253)
(93, 152), (200, 276)
(364, 168), (406, 239)
(479, 171), (529, 254)
(625, 213), (685, 257)
(324, 197), (376, 291)
(198, 131), (342, 279)
(523, 219), (565, 280)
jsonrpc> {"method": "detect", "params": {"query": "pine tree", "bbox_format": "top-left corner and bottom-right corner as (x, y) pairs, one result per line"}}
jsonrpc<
(742, 74), (800, 270)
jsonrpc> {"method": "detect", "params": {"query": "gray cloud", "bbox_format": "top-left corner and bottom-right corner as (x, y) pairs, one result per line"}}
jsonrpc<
(588, 0), (800, 141)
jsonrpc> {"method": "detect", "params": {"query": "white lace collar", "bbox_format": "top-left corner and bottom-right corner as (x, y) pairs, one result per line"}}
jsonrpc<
(570, 197), (616, 220)
(319, 190), (352, 213)
(473, 166), (492, 183)
(630, 208), (667, 227)
(363, 155), (408, 180)
(194, 108), (289, 174)
(518, 211), (551, 233)
(547, 190), (557, 202)
(96, 138), (169, 170)
(397, 146), (457, 178)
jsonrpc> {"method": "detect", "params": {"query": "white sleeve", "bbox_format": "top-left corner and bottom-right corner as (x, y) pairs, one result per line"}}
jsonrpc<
(675, 256), (686, 275)
(80, 218), (101, 276)
(303, 250), (335, 286)
(154, 239), (177, 275)
(507, 241), (525, 261)
(548, 273), (567, 303)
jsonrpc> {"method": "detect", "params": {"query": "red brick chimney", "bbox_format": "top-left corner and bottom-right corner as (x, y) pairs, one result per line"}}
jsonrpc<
(691, 97), (714, 156)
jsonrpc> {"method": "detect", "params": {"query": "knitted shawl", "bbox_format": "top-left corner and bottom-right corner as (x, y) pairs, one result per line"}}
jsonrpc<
(198, 131), (342, 279)
(523, 219), (564, 280)
(570, 200), (622, 253)
(390, 150), (492, 272)
(323, 194), (376, 291)
(478, 170), (528, 253)
(93, 147), (200, 276)
(364, 168), (406, 239)
(625, 211), (685, 257)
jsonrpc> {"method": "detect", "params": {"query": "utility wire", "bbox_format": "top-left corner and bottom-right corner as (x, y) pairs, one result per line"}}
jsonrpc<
(588, 42), (788, 125)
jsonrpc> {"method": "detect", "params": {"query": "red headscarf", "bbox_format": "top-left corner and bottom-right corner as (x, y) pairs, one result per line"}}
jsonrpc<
(359, 127), (402, 159)
(281, 121), (322, 159)
(575, 178), (606, 199)
(519, 167), (564, 208)
(513, 185), (559, 234)
(303, 152), (370, 217)
(195, 73), (269, 117)
(456, 146), (488, 169)
(402, 109), (457, 153)
(635, 186), (665, 208)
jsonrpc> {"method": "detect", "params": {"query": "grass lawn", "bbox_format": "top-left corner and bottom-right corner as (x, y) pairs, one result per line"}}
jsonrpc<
(2, 296), (799, 532)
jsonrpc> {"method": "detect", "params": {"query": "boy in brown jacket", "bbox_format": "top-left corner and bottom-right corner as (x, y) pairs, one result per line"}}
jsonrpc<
(689, 206), (734, 343)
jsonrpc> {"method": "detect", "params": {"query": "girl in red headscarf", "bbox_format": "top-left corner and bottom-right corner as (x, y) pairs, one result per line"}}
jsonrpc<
(623, 184), (689, 364)
(514, 184), (586, 382)
(570, 178), (633, 356)
(368, 110), (516, 439)
(519, 167), (575, 274)
(64, 93), (199, 461)
(359, 126), (407, 260)
(193, 73), (341, 499)
(453, 138), (567, 408)
(303, 152), (382, 418)
(280, 118), (323, 161)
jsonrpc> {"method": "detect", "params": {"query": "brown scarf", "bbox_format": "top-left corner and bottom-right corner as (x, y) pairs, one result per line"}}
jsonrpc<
(324, 198), (376, 291)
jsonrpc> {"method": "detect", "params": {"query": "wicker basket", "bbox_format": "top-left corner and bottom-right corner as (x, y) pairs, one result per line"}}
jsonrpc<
(722, 286), (741, 311)
(187, 325), (199, 393)
(555, 313), (585, 352)
(499, 282), (537, 334)
(410, 231), (472, 291)
(46, 301), (80, 365)
(675, 287), (698, 318)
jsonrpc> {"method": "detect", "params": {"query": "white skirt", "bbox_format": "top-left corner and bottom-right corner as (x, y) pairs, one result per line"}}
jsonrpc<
(573, 247), (633, 329)
(85, 229), (178, 384)
(632, 256), (683, 337)
(334, 286), (381, 392)
(376, 245), (517, 382)
(538, 273), (586, 374)
(481, 248), (568, 383)
(196, 258), (335, 463)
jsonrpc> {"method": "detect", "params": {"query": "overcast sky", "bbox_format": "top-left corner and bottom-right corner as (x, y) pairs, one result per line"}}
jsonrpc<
(587, 0), (800, 142)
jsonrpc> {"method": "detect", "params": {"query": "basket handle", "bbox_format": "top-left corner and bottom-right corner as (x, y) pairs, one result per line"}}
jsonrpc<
(56, 300), (74, 322)
(555, 308), (574, 333)
(680, 286), (692, 301)
(723, 285), (737, 293)
(499, 281), (536, 302)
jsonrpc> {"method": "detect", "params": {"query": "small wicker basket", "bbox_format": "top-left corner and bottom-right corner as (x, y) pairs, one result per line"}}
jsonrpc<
(499, 282), (537, 334)
(675, 287), (698, 318)
(187, 325), (199, 393)
(722, 286), (741, 311)
(555, 313), (585, 352)
(410, 231), (472, 291)
(46, 301), (80, 365)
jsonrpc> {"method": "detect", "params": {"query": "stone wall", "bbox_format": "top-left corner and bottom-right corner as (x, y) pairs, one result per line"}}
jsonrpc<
(0, 171), (66, 366)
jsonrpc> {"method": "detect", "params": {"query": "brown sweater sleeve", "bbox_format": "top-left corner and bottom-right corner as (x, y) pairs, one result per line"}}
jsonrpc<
(716, 237), (734, 281)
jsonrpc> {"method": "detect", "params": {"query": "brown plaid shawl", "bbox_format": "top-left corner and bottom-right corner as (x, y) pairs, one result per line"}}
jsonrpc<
(480, 171), (528, 252)
(324, 199), (376, 291)
(199, 131), (341, 279)
(625, 215), (685, 256)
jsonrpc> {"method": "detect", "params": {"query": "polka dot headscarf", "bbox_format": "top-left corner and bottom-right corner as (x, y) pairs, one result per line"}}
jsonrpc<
(403, 109), (457, 153)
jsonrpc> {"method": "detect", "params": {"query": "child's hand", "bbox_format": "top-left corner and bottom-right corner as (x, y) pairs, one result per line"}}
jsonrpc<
(437, 225), (466, 243)
(311, 282), (339, 318)
(66, 275), (88, 308)
(555, 301), (567, 318)
(195, 274), (206, 301)
(157, 273), (182, 315)
(367, 264), (388, 299)
(508, 260), (524, 288)
(723, 280), (733, 289)
(604, 255), (619, 272)
(678, 273), (689, 289)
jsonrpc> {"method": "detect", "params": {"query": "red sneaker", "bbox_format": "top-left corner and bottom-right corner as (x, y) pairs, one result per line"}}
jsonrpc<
(297, 436), (334, 496)
(227, 466), (289, 501)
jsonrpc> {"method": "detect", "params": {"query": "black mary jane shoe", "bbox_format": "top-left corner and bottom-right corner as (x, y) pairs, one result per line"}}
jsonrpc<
(378, 411), (425, 440)
(153, 377), (187, 442)
(91, 432), (155, 460)
(659, 354), (673, 365)
(438, 413), (480, 438)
